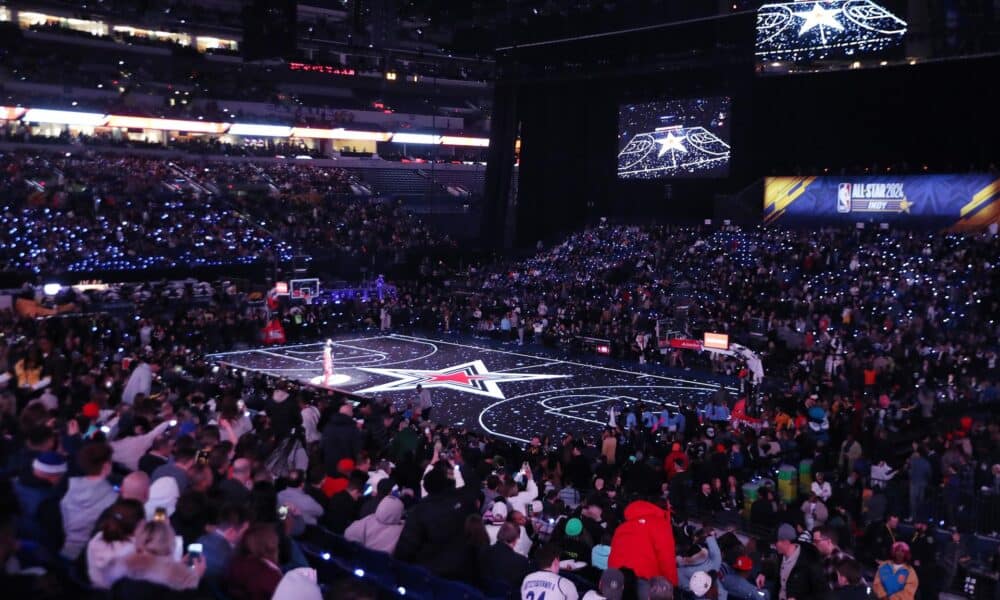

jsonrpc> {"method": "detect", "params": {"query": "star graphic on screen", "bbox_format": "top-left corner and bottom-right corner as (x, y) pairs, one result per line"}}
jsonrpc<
(794, 3), (844, 36)
(656, 133), (687, 157)
(899, 198), (912, 213)
(354, 360), (570, 400)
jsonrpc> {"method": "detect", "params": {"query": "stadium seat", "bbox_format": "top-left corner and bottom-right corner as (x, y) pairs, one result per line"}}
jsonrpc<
(481, 577), (514, 600)
(355, 545), (397, 587)
(394, 562), (436, 599)
(431, 577), (487, 599)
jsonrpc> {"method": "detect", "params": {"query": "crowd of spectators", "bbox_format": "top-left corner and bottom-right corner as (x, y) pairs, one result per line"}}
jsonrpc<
(0, 139), (999, 600)
(0, 151), (459, 274)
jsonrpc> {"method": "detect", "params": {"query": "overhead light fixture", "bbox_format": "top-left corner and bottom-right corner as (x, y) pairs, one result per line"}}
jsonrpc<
(23, 109), (108, 126)
(229, 123), (293, 137)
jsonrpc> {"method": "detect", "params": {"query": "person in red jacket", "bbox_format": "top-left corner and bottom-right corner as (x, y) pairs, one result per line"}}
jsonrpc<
(608, 499), (679, 596)
(664, 443), (690, 480)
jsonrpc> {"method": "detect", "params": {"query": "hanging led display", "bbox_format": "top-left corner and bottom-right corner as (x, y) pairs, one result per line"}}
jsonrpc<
(756, 0), (907, 62)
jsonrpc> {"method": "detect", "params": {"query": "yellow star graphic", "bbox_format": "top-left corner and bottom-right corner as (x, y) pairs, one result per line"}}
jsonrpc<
(899, 198), (912, 213)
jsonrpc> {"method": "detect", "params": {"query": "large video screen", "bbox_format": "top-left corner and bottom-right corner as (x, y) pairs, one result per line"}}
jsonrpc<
(756, 0), (908, 64)
(617, 97), (732, 179)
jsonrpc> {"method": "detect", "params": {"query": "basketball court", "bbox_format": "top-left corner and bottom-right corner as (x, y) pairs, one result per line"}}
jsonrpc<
(207, 333), (735, 444)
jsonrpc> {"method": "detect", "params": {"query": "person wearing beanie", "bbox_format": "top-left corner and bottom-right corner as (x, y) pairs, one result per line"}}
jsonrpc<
(324, 471), (366, 534)
(556, 517), (594, 565)
(321, 457), (356, 497)
(608, 500), (679, 596)
(60, 442), (118, 560)
(664, 443), (690, 480)
(759, 523), (824, 600)
(648, 575), (674, 600)
(582, 568), (626, 600)
(873, 542), (918, 600)
(14, 450), (66, 554)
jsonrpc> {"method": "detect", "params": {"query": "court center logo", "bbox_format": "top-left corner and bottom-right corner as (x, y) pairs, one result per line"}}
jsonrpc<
(354, 360), (569, 400)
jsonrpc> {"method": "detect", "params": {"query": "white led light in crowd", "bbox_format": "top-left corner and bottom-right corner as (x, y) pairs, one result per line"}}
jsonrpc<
(23, 109), (108, 126)
(229, 123), (293, 137)
(42, 283), (62, 296)
(391, 133), (441, 145)
(756, 0), (907, 62)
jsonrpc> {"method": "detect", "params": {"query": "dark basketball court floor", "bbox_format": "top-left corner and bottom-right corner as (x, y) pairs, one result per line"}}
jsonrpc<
(207, 333), (735, 444)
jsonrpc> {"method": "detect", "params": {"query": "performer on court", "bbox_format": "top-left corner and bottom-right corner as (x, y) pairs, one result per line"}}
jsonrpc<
(416, 384), (433, 421)
(323, 339), (334, 386)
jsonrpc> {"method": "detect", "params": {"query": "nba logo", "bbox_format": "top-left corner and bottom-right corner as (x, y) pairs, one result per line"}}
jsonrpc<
(837, 183), (852, 213)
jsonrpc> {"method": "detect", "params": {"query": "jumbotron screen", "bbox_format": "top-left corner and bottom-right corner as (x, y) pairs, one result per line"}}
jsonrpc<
(756, 0), (908, 63)
(617, 97), (732, 179)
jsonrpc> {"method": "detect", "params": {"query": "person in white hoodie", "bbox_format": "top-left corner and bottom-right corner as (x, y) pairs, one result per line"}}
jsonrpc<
(61, 442), (118, 560)
(273, 567), (323, 600)
(86, 499), (145, 589)
(344, 495), (405, 554)
(121, 356), (154, 406)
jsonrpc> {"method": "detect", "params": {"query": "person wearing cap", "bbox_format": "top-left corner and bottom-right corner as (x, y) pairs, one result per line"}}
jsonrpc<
(321, 457), (357, 497)
(677, 528), (725, 594)
(581, 568), (626, 600)
(720, 554), (770, 600)
(873, 542), (918, 600)
(608, 499), (679, 596)
(664, 442), (690, 480)
(761, 523), (824, 600)
(13, 450), (66, 554)
(521, 543), (579, 600)
(689, 570), (718, 599)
